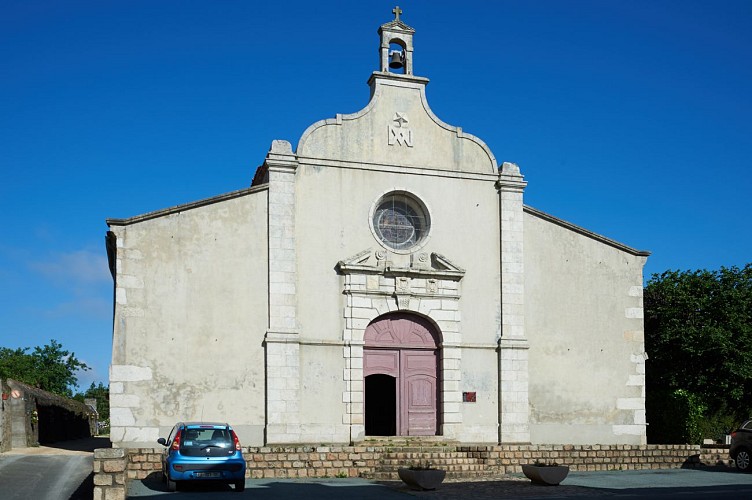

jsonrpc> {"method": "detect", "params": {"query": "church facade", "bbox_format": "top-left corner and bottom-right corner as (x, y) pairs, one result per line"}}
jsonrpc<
(106, 13), (649, 448)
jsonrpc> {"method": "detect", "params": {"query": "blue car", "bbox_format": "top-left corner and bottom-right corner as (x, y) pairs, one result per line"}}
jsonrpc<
(157, 422), (246, 492)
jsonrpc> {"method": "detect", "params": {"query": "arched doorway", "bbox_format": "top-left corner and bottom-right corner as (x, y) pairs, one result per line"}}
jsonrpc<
(363, 312), (440, 436)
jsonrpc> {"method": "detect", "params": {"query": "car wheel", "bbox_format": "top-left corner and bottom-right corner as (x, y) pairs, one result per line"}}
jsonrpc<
(736, 448), (752, 472)
(235, 479), (246, 492)
(166, 476), (177, 492)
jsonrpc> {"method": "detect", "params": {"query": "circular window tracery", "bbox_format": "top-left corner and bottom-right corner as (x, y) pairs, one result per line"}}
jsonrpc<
(371, 191), (430, 251)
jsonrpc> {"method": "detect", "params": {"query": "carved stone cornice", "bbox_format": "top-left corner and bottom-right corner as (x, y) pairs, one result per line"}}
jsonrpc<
(336, 249), (465, 281)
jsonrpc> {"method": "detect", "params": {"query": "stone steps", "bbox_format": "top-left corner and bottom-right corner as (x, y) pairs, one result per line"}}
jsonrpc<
(367, 445), (497, 479)
(367, 468), (495, 481)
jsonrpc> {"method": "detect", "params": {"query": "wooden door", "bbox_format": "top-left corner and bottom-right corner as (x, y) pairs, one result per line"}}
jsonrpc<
(401, 350), (437, 435)
(364, 313), (440, 436)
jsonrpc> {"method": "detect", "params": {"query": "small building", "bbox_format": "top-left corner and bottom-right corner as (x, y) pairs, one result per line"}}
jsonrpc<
(1, 379), (94, 449)
(106, 10), (649, 448)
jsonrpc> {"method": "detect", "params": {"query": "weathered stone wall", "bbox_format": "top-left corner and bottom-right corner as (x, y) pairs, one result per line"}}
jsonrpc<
(0, 380), (10, 453)
(95, 443), (733, 499)
(524, 209), (649, 445)
(242, 444), (732, 478)
(107, 188), (269, 448)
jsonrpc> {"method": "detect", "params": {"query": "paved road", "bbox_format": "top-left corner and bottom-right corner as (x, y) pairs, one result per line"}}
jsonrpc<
(0, 454), (92, 500)
(128, 476), (414, 499)
(0, 437), (108, 500)
(126, 467), (752, 499)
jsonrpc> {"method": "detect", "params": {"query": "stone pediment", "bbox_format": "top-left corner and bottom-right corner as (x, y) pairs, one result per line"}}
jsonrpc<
(336, 249), (464, 281)
(379, 19), (415, 33)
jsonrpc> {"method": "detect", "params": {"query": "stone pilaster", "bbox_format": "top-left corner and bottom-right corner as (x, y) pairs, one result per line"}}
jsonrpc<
(439, 344), (463, 437)
(264, 140), (301, 443)
(497, 162), (530, 443)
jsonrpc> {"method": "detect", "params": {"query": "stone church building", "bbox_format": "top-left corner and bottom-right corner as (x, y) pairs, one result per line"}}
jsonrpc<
(106, 12), (649, 449)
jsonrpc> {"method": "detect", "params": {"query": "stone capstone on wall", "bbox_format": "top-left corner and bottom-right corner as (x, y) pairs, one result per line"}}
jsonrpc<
(93, 448), (127, 500)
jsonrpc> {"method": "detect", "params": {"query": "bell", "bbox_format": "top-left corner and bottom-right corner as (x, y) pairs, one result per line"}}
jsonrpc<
(389, 50), (404, 69)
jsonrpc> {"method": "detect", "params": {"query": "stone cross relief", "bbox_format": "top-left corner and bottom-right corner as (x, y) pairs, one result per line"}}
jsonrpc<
(388, 112), (413, 147)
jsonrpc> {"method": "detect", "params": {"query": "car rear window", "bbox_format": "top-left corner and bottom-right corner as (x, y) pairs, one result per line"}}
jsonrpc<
(180, 427), (234, 457)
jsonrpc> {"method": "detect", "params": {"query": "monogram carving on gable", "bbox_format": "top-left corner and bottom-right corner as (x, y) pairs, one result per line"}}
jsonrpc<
(388, 112), (413, 147)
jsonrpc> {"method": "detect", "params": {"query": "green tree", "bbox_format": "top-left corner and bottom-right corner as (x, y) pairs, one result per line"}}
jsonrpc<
(74, 381), (110, 421)
(645, 264), (752, 442)
(0, 339), (89, 397)
(0, 347), (35, 382)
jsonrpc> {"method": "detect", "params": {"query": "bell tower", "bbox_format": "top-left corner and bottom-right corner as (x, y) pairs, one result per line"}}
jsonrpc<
(378, 6), (415, 75)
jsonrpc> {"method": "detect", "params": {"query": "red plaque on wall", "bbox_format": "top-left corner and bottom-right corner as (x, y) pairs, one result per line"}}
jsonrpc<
(462, 392), (476, 402)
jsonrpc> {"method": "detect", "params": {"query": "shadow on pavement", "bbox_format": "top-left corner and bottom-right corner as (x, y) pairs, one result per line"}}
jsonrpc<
(68, 471), (94, 500)
(39, 436), (111, 453)
(572, 485), (752, 500)
(129, 475), (412, 499)
(380, 479), (603, 498)
(126, 468), (752, 499)
(681, 463), (739, 474)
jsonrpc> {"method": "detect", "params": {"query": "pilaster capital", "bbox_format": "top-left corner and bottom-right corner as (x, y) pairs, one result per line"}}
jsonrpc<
(498, 338), (530, 350)
(265, 140), (298, 172)
(497, 161), (527, 192)
(265, 329), (301, 343)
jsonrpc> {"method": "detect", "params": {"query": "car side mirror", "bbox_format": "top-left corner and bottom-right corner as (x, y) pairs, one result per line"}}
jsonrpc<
(157, 438), (167, 446)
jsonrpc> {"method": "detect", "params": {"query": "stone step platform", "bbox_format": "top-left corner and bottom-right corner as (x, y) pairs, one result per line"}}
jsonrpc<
(360, 438), (461, 452)
(370, 448), (495, 479)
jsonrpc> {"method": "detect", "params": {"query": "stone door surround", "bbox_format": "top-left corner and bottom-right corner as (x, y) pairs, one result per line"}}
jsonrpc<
(337, 249), (465, 442)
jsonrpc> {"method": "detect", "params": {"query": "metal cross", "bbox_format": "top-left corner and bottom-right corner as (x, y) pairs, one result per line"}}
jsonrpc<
(392, 6), (402, 21)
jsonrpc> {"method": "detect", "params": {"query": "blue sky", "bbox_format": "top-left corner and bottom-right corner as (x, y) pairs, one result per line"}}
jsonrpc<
(1, 0), (750, 391)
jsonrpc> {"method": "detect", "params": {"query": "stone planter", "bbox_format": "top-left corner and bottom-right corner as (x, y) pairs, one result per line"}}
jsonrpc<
(521, 464), (570, 486)
(397, 468), (447, 490)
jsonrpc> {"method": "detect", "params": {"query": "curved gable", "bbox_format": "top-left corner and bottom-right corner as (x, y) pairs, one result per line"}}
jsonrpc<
(297, 73), (497, 175)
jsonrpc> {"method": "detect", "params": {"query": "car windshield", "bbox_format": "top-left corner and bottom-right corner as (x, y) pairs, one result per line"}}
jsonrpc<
(180, 427), (233, 456)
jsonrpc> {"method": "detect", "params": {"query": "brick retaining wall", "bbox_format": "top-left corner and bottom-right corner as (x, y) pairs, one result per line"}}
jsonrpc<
(93, 443), (733, 499)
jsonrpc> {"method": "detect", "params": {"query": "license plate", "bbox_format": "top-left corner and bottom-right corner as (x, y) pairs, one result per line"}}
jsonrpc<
(195, 472), (221, 478)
